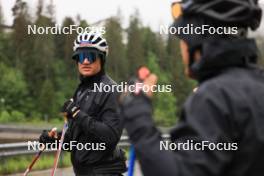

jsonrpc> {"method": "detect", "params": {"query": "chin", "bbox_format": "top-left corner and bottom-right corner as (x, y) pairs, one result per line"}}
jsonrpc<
(81, 71), (94, 77)
(185, 69), (196, 80)
(185, 69), (192, 78)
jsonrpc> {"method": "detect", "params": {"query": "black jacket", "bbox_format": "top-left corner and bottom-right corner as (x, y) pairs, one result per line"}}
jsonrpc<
(64, 71), (127, 175)
(121, 38), (264, 176)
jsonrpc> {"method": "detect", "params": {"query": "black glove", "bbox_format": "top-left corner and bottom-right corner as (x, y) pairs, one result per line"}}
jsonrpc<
(61, 98), (80, 119)
(39, 130), (58, 144)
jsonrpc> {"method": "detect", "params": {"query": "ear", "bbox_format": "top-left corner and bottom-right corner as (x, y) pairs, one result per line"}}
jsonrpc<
(194, 50), (202, 61)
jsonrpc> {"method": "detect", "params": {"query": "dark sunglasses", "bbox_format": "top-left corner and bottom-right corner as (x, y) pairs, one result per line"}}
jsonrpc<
(72, 50), (103, 64)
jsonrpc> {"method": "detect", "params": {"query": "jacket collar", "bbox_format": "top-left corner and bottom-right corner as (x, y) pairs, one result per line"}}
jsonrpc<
(79, 69), (105, 87)
(191, 38), (258, 83)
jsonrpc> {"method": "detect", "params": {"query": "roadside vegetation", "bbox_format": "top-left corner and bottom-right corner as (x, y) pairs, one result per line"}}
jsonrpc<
(0, 0), (197, 127)
(0, 152), (71, 175)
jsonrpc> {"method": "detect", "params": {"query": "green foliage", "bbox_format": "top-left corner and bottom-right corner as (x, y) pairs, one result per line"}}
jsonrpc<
(0, 2), (198, 127)
(0, 33), (14, 66)
(154, 93), (177, 126)
(142, 27), (167, 69)
(38, 79), (57, 120)
(126, 10), (145, 74)
(166, 35), (196, 107)
(0, 62), (29, 123)
(0, 62), (28, 112)
(0, 110), (25, 123)
(147, 53), (177, 126)
(0, 110), (11, 123)
(10, 110), (26, 121)
(105, 16), (127, 81)
(0, 152), (71, 175)
(12, 0), (33, 70)
(0, 1), (4, 33)
(51, 59), (78, 110)
(60, 17), (77, 62)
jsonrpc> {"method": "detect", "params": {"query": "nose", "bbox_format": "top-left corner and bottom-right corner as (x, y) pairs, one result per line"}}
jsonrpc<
(83, 58), (90, 64)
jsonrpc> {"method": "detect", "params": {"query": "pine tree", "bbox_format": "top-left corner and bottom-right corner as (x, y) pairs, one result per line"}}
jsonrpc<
(46, 0), (55, 21)
(11, 0), (32, 69)
(38, 79), (56, 120)
(21, 0), (56, 98)
(141, 27), (167, 69)
(0, 0), (7, 64)
(105, 16), (127, 81)
(146, 52), (177, 126)
(53, 17), (77, 78)
(0, 0), (3, 33)
(0, 62), (28, 113)
(166, 34), (195, 108)
(126, 10), (145, 75)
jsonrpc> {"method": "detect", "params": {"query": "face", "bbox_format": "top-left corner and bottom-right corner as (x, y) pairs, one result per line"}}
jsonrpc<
(78, 58), (101, 77)
(179, 39), (201, 78)
(180, 40), (191, 77)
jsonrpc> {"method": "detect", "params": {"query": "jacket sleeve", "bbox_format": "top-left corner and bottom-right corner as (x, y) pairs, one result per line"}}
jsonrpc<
(74, 91), (122, 148)
(121, 85), (237, 176)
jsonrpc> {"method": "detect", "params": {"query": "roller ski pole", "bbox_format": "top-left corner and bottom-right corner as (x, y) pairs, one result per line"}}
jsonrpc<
(23, 127), (57, 176)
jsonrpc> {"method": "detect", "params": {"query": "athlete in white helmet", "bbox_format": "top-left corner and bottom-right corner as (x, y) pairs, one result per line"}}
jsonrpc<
(39, 31), (127, 176)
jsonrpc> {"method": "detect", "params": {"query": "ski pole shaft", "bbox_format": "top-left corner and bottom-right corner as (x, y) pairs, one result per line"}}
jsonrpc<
(23, 128), (57, 176)
(51, 117), (68, 176)
(128, 146), (136, 176)
(23, 146), (45, 176)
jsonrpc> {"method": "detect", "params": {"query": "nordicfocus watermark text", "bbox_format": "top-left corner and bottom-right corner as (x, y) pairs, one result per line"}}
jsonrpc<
(93, 82), (172, 93)
(28, 141), (106, 151)
(160, 140), (238, 151)
(27, 24), (105, 35)
(160, 24), (238, 35)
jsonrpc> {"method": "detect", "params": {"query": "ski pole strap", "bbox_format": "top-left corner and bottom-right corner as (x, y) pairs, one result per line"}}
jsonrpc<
(23, 128), (57, 176)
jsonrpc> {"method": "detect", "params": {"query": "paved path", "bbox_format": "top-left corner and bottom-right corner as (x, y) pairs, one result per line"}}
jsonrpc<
(7, 162), (143, 176)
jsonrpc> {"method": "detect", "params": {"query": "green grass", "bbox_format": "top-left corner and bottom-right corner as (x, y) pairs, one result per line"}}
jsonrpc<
(1, 119), (64, 129)
(0, 152), (71, 175)
(0, 150), (129, 175)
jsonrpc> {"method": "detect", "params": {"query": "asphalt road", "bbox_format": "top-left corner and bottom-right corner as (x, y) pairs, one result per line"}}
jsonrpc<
(7, 162), (143, 176)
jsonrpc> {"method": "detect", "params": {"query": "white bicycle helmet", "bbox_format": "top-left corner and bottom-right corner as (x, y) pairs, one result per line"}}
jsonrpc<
(73, 31), (109, 56)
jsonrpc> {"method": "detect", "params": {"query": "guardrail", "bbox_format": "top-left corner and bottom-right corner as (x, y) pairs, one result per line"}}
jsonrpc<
(0, 134), (170, 158)
(0, 124), (50, 133)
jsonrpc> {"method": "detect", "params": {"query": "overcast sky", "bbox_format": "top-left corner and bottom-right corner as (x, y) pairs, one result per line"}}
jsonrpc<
(1, 0), (264, 33)
(1, 0), (174, 31)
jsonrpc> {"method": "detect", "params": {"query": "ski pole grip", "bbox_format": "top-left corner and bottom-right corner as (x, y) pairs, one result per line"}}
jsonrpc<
(48, 127), (57, 137)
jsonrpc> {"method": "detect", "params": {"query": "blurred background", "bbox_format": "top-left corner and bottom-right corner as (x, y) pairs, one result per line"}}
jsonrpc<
(0, 0), (264, 175)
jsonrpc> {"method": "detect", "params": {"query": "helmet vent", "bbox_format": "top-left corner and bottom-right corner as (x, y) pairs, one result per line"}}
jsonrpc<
(100, 42), (107, 47)
(92, 37), (102, 44)
(73, 32), (108, 56)
(89, 34), (95, 41)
